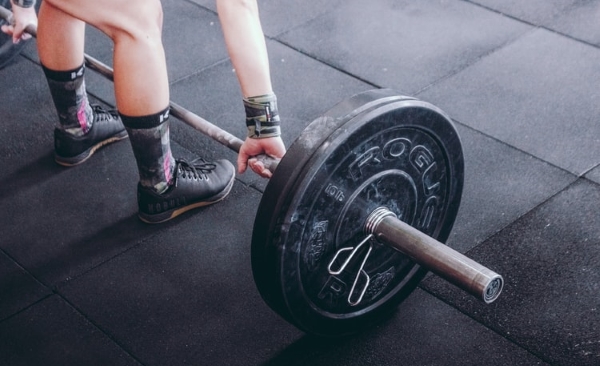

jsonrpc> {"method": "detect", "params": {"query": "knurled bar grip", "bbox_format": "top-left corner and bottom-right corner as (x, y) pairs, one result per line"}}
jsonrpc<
(0, 5), (280, 173)
(366, 208), (503, 303)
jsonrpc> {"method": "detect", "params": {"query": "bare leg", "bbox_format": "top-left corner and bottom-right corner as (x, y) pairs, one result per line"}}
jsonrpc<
(40, 0), (169, 116)
(37, 1), (85, 71)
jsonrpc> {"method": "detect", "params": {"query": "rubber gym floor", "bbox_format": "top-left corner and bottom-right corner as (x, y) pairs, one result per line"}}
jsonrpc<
(1, 1), (599, 365)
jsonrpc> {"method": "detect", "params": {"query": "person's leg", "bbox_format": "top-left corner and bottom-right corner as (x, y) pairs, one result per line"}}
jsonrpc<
(38, 1), (127, 166)
(42, 0), (168, 114)
(37, 1), (84, 71)
(37, 1), (127, 166)
(42, 0), (234, 222)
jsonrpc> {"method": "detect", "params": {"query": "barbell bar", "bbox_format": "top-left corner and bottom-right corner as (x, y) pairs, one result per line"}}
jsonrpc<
(0, 5), (503, 336)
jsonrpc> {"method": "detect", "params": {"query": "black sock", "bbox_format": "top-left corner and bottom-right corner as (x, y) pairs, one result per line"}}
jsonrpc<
(42, 63), (93, 136)
(120, 107), (175, 194)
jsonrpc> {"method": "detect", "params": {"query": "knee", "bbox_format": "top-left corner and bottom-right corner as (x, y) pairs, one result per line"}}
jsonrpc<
(108, 0), (164, 43)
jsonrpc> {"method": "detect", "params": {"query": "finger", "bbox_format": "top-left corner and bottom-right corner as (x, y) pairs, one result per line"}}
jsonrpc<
(249, 159), (272, 179)
(1, 24), (14, 36)
(248, 158), (261, 175)
(237, 152), (248, 174)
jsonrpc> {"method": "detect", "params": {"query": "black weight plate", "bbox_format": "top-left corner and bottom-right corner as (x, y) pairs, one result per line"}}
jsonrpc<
(252, 89), (411, 319)
(251, 89), (464, 336)
(0, 0), (28, 70)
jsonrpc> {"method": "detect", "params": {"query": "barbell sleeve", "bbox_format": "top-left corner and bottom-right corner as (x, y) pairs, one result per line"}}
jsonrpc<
(366, 208), (503, 303)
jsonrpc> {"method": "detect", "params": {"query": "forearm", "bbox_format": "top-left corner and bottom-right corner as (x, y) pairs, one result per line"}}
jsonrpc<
(216, 0), (272, 98)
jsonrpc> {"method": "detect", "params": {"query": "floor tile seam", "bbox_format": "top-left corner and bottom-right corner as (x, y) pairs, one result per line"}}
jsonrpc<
(467, 180), (574, 254)
(0, 247), (55, 324)
(417, 285), (553, 365)
(55, 292), (147, 366)
(248, 183), (264, 195)
(413, 25), (537, 97)
(49, 231), (163, 292)
(0, 293), (53, 324)
(17, 48), (38, 66)
(540, 26), (600, 53)
(0, 246), (49, 290)
(264, 5), (343, 40)
(459, 0), (544, 29)
(168, 57), (232, 86)
(209, 175), (264, 199)
(462, 0), (600, 52)
(538, 0), (600, 51)
(271, 38), (381, 89)
(580, 164), (600, 179)
(451, 119), (579, 178)
(182, 0), (214, 15)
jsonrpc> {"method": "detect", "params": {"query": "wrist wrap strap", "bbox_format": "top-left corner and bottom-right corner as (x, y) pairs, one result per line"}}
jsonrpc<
(243, 93), (281, 139)
(12, 0), (35, 8)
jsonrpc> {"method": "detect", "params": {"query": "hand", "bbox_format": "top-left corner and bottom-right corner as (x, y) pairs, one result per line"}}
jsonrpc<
(237, 136), (286, 178)
(1, 2), (37, 44)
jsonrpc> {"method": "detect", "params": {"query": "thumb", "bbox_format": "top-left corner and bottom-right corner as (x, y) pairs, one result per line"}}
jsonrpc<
(1, 24), (14, 37)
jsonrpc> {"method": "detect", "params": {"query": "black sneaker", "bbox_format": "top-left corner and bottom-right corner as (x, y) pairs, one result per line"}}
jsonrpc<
(54, 105), (128, 166)
(137, 158), (236, 224)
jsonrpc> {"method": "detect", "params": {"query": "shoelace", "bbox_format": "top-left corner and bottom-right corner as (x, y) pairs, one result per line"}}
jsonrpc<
(92, 105), (120, 122)
(177, 158), (217, 181)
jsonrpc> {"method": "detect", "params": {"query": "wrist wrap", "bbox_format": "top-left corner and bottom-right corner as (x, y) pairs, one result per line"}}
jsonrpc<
(243, 93), (281, 139)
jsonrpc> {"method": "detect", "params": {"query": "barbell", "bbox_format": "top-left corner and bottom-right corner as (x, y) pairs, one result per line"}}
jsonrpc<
(0, 5), (503, 337)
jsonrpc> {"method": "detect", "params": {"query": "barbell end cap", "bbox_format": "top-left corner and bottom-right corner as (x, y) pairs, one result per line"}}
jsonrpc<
(482, 275), (504, 304)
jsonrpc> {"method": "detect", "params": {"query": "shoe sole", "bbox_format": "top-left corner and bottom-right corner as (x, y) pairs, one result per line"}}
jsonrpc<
(138, 172), (236, 224)
(55, 131), (129, 167)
